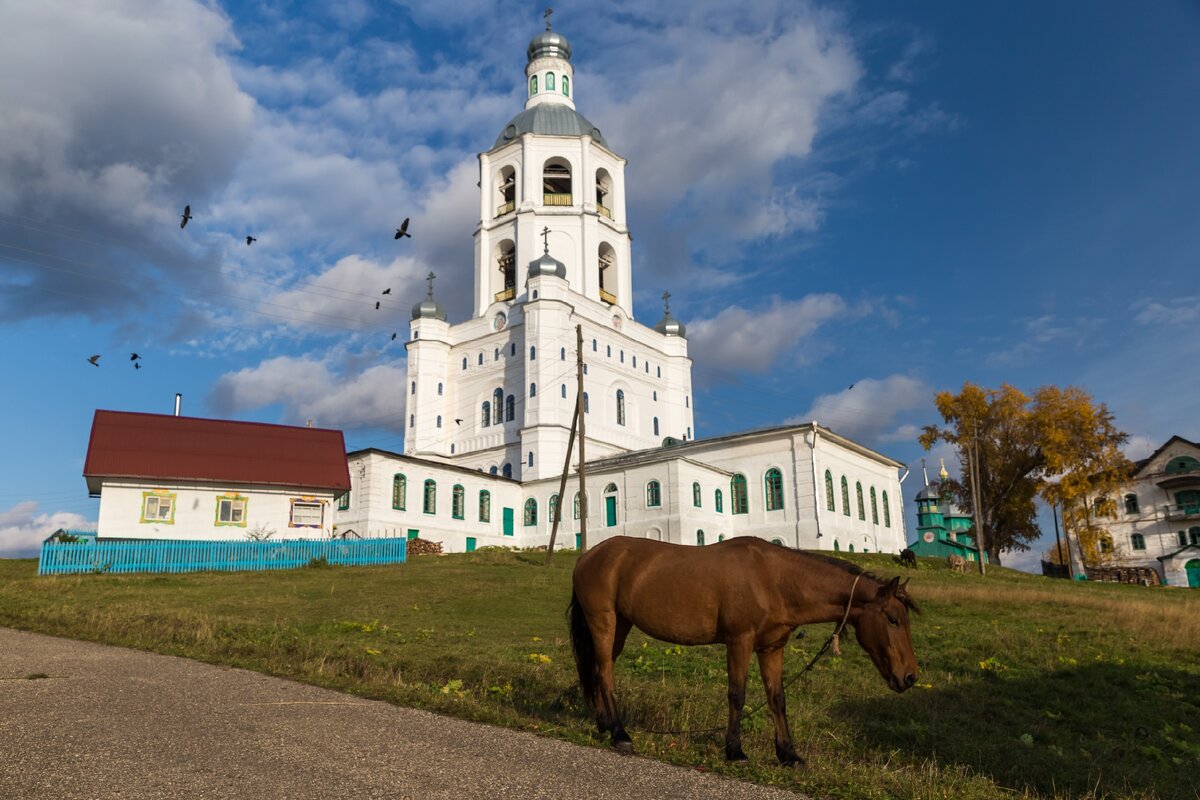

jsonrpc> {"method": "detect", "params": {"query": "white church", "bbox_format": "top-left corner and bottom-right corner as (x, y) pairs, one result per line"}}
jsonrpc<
(335, 24), (911, 555)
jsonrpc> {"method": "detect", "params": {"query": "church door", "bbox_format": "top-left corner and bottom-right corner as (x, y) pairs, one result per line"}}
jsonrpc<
(1186, 559), (1200, 588)
(466, 537), (476, 553)
(605, 496), (617, 527)
(503, 508), (514, 537)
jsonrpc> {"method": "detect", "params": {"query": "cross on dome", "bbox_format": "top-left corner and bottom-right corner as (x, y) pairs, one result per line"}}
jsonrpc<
(544, 7), (553, 31)
(426, 271), (436, 298)
(541, 226), (551, 254)
(662, 290), (671, 315)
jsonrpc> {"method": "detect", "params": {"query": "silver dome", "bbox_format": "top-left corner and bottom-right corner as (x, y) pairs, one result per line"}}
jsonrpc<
(411, 296), (446, 321)
(494, 104), (608, 149)
(655, 313), (686, 338)
(528, 251), (566, 280)
(528, 30), (572, 61)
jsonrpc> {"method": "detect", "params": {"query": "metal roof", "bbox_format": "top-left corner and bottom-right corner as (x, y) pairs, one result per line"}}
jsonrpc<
(83, 410), (350, 495)
(494, 104), (609, 149)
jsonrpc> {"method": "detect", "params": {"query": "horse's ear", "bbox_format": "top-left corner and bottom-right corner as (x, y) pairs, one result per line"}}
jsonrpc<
(878, 576), (901, 598)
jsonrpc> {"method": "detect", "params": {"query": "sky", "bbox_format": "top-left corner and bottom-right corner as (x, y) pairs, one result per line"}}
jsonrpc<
(1, 0), (1198, 566)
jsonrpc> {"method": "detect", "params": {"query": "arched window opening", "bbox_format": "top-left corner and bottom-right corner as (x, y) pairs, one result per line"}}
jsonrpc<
(765, 468), (784, 511)
(548, 493), (559, 523)
(461, 357), (467, 370)
(718, 534), (725, 542)
(392, 474), (406, 510)
(772, 538), (784, 546)
(616, 389), (626, 426)
(731, 474), (748, 515)
(824, 470), (835, 512)
(510, 342), (516, 356)
(696, 530), (705, 546)
(596, 169), (613, 219)
(883, 491), (891, 527)
(408, 414), (414, 428)
(524, 498), (538, 526)
(870, 487), (879, 524)
(848, 543), (855, 553)
(495, 348), (499, 360)
(502, 463), (512, 479)
(410, 381), (416, 395)
(436, 415), (442, 428)
(530, 346), (536, 361)
(620, 350), (624, 363)
(489, 466), (498, 475)
(573, 491), (583, 519)
(1190, 527), (1200, 546)
(583, 392), (589, 413)
(592, 338), (597, 351)
(1124, 493), (1140, 514)
(543, 158), (572, 206)
(452, 485), (465, 519)
(834, 539), (840, 552)
(560, 347), (566, 360)
(423, 479), (436, 514)
(1131, 532), (1145, 550)
(693, 482), (702, 507)
(561, 384), (567, 398)
(479, 490), (491, 522)
(545, 71), (555, 92)
(437, 382), (443, 395)
(856, 482), (865, 520)
(527, 451), (534, 467)
(493, 388), (504, 425)
(646, 480), (662, 508)
(506, 394), (515, 422)
(478, 353), (483, 365)
(496, 166), (516, 217)
(841, 477), (850, 516)
(561, 74), (569, 96)
(529, 75), (538, 95)
(598, 242), (616, 304)
(530, 383), (537, 398)
(481, 401), (491, 427)
(653, 417), (659, 436)
(715, 489), (724, 513)
(496, 240), (516, 301)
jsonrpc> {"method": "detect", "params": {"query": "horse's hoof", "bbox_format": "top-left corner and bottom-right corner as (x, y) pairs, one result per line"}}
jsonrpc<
(613, 740), (634, 756)
(725, 749), (749, 764)
(778, 755), (805, 768)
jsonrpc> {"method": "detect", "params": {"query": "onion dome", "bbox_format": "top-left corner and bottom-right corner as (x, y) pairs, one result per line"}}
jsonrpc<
(411, 271), (446, 321)
(528, 30), (571, 61)
(654, 290), (686, 337)
(528, 232), (566, 279)
(915, 484), (940, 501)
(495, 105), (606, 149)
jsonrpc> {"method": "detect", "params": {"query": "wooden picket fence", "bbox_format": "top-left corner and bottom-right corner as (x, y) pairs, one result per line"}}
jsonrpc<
(37, 537), (407, 576)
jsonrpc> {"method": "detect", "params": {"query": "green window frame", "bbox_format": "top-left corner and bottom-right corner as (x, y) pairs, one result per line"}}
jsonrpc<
(1131, 532), (1145, 550)
(841, 476), (850, 516)
(882, 491), (891, 527)
(545, 72), (555, 92)
(646, 480), (662, 508)
(715, 489), (723, 513)
(856, 482), (865, 520)
(549, 493), (560, 523)
(573, 491), (582, 519)
(824, 470), (835, 512)
(338, 490), (350, 510)
(215, 494), (247, 527)
(392, 474), (406, 510)
(562, 75), (569, 96)
(479, 490), (491, 523)
(524, 498), (538, 526)
(696, 530), (705, 546)
(693, 482), (702, 508)
(731, 474), (748, 515)
(764, 468), (784, 511)
(140, 491), (176, 524)
(423, 479), (436, 514)
(452, 485), (465, 520)
(530, 75), (538, 94)
(870, 487), (878, 524)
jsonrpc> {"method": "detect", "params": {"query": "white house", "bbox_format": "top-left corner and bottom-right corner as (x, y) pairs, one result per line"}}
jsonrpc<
(84, 410), (351, 541)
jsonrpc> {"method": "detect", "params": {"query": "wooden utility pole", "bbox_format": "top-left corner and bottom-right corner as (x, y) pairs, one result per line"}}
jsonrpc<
(1051, 499), (1066, 577)
(969, 427), (987, 575)
(576, 324), (588, 553)
(544, 401), (579, 565)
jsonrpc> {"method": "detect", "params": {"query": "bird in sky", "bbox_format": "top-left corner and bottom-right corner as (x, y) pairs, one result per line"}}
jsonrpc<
(246, 236), (257, 245)
(394, 217), (411, 239)
(375, 301), (381, 310)
(180, 205), (192, 229)
(130, 353), (140, 361)
(391, 332), (397, 341)
(87, 355), (100, 366)
(382, 288), (391, 295)
(848, 383), (856, 391)
(134, 362), (142, 370)
(455, 419), (463, 425)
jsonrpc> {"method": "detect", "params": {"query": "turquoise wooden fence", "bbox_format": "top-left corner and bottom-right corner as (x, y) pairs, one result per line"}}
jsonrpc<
(38, 537), (407, 576)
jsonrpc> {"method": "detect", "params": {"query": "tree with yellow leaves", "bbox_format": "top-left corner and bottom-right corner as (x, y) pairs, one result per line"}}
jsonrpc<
(920, 383), (1131, 568)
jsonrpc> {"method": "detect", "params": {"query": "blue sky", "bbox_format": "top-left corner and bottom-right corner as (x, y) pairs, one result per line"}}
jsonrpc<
(1, 1), (1197, 565)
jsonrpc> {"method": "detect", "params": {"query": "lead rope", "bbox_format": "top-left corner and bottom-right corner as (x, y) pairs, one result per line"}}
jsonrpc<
(637, 572), (863, 737)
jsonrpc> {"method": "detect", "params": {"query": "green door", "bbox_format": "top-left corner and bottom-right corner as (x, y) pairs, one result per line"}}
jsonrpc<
(575, 533), (582, 550)
(1186, 559), (1200, 588)
(605, 496), (617, 527)
(407, 529), (419, 540)
(503, 508), (514, 536)
(466, 537), (477, 553)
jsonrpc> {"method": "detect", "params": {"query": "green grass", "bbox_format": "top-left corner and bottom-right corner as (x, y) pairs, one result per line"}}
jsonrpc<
(1, 549), (1198, 799)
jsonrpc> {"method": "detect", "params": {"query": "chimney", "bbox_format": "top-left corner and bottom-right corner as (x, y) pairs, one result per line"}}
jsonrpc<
(174, 393), (182, 417)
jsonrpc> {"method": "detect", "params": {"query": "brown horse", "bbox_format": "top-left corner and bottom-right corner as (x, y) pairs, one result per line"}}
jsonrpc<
(899, 548), (918, 568)
(569, 537), (919, 766)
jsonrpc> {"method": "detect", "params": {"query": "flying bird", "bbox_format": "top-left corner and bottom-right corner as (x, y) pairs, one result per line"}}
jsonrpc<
(134, 362), (142, 370)
(848, 383), (856, 391)
(394, 217), (411, 239)
(180, 205), (192, 229)
(391, 332), (397, 341)
(382, 288), (391, 295)
(454, 419), (463, 425)
(246, 236), (257, 246)
(130, 353), (140, 361)
(87, 355), (100, 366)
(375, 301), (381, 310)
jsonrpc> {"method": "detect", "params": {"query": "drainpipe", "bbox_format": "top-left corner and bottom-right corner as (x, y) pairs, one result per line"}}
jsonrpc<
(174, 393), (182, 416)
(809, 422), (823, 547)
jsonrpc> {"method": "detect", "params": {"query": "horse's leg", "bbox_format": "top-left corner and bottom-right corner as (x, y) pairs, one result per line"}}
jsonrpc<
(757, 644), (802, 766)
(588, 610), (633, 754)
(724, 636), (753, 763)
(604, 615), (634, 752)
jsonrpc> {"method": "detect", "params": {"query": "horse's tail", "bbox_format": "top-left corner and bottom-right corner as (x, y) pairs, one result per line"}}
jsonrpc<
(568, 590), (597, 709)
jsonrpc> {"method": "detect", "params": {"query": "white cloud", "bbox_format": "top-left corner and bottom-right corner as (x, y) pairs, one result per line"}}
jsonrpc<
(790, 374), (932, 445)
(1123, 435), (1158, 461)
(687, 294), (848, 382)
(262, 254), (425, 333)
(1132, 296), (1200, 327)
(0, 501), (94, 558)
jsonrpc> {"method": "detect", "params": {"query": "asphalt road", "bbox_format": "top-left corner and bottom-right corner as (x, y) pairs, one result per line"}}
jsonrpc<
(0, 627), (803, 799)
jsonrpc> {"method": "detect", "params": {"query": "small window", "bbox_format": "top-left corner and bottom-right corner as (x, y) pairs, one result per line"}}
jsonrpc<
(1179, 531), (1188, 547)
(338, 490), (350, 511)
(561, 384), (567, 398)
(834, 539), (840, 552)
(731, 474), (748, 515)
(765, 468), (784, 511)
(524, 498), (538, 526)
(607, 345), (612, 357)
(715, 489), (723, 513)
(1131, 532), (1146, 551)
(462, 357), (468, 370)
(824, 470), (835, 512)
(510, 343), (516, 356)
(882, 491), (891, 527)
(1124, 493), (1140, 515)
(450, 444), (455, 454)
(481, 401), (491, 427)
(215, 495), (247, 526)
(409, 414), (414, 427)
(478, 353), (484, 365)
(686, 396), (690, 408)
(530, 75), (538, 94)
(1191, 527), (1200, 546)
(493, 388), (504, 425)
(562, 75), (569, 96)
(437, 415), (442, 428)
(841, 477), (850, 516)
(503, 463), (512, 479)
(620, 350), (624, 363)
(848, 543), (855, 553)
(490, 466), (498, 475)
(657, 367), (661, 378)
(646, 480), (662, 508)
(423, 479), (436, 514)
(530, 346), (536, 361)
(506, 394), (515, 421)
(495, 348), (500, 360)
(392, 474), (406, 510)
(290, 500), (322, 527)
(632, 356), (637, 368)
(528, 451), (534, 467)
(479, 490), (491, 522)
(560, 347), (566, 360)
(653, 417), (659, 436)
(545, 72), (555, 92)
(696, 530), (705, 546)
(653, 391), (657, 402)
(530, 383), (537, 398)
(573, 491), (582, 519)
(870, 487), (879, 524)
(693, 482), (701, 508)
(616, 389), (625, 426)
(452, 485), (465, 519)
(856, 482), (865, 520)
(549, 493), (560, 523)
(437, 382), (443, 396)
(410, 381), (416, 395)
(583, 392), (589, 413)
(772, 538), (784, 546)
(592, 338), (597, 351)
(718, 534), (725, 542)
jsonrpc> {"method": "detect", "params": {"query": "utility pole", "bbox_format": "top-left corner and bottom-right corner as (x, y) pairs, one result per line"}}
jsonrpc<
(544, 399), (579, 565)
(968, 425), (987, 576)
(576, 324), (588, 553)
(1051, 499), (1066, 577)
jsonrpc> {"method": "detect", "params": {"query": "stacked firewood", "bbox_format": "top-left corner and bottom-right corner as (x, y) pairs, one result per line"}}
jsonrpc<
(405, 538), (444, 556)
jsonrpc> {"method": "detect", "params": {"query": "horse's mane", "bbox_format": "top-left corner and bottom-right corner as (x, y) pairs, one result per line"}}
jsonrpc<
(793, 549), (921, 613)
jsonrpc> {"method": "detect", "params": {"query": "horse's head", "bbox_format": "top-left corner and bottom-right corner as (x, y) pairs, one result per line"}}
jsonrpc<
(853, 576), (919, 693)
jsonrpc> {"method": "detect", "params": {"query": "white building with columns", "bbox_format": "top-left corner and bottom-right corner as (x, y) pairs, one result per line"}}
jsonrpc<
(335, 23), (910, 555)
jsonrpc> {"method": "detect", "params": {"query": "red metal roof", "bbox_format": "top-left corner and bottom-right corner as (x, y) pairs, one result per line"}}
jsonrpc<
(84, 410), (350, 495)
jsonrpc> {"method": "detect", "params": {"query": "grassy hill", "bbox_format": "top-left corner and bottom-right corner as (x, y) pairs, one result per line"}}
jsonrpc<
(1, 549), (1197, 799)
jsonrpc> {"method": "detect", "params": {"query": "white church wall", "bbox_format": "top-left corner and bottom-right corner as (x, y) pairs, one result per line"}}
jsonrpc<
(812, 433), (907, 554)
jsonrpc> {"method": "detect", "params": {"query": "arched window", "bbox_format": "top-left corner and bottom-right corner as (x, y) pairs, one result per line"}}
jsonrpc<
(646, 480), (662, 508)
(392, 474), (406, 510)
(696, 530), (705, 546)
(452, 485), (464, 519)
(506, 394), (515, 421)
(715, 489), (723, 513)
(870, 487), (879, 524)
(653, 417), (659, 436)
(545, 72), (555, 92)
(841, 477), (850, 516)
(596, 169), (613, 217)
(562, 75), (569, 96)
(478, 352), (484, 365)
(764, 468), (784, 511)
(616, 389), (626, 426)
(423, 479), (436, 514)
(548, 493), (560, 523)
(824, 470), (835, 512)
(479, 490), (491, 522)
(530, 75), (537, 94)
(772, 538), (784, 546)
(1179, 531), (1188, 547)
(530, 346), (536, 361)
(560, 347), (566, 360)
(653, 391), (657, 401)
(436, 415), (442, 428)
(583, 392), (589, 413)
(657, 367), (661, 378)
(573, 491), (583, 519)
(437, 382), (443, 396)
(490, 466), (498, 475)
(494, 348), (500, 360)
(481, 401), (491, 427)
(731, 474), (748, 515)
(543, 158), (572, 206)
(524, 498), (538, 526)
(834, 539), (840, 552)
(492, 388), (504, 424)
(1124, 493), (1140, 514)
(527, 451), (534, 467)
(496, 166), (515, 216)
(510, 342), (516, 356)
(561, 384), (567, 399)
(592, 338), (597, 351)
(410, 381), (416, 395)
(693, 482), (701, 508)
(607, 345), (612, 357)
(462, 357), (467, 370)
(848, 543), (855, 553)
(530, 383), (537, 398)
(856, 482), (865, 520)
(620, 350), (624, 363)
(1131, 532), (1145, 550)
(496, 240), (516, 296)
(597, 242), (617, 304)
(408, 414), (414, 427)
(882, 491), (891, 527)
(502, 463), (512, 479)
